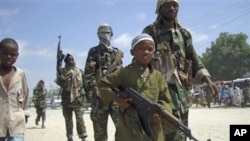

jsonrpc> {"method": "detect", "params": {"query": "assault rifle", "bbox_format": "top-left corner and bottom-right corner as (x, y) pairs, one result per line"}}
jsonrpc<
(56, 35), (65, 75)
(113, 87), (199, 141)
(105, 50), (123, 75)
(93, 49), (123, 115)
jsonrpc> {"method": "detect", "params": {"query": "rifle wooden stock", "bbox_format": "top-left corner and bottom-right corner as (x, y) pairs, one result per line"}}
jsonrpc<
(105, 50), (123, 75)
(113, 87), (198, 141)
(160, 111), (198, 141)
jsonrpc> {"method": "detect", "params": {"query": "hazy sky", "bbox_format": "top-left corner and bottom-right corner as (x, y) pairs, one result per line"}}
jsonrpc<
(1, 0), (249, 94)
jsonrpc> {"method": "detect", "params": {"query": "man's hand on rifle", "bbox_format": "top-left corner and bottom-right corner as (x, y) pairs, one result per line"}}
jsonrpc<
(152, 113), (164, 124)
(57, 67), (63, 75)
(114, 96), (132, 112)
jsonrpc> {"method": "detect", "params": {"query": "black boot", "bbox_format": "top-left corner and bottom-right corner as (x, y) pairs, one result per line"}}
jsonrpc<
(42, 120), (45, 128)
(67, 136), (73, 141)
(79, 133), (88, 141)
(35, 119), (39, 126)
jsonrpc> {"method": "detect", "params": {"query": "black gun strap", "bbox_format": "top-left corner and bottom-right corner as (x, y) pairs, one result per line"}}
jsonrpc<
(98, 46), (102, 79)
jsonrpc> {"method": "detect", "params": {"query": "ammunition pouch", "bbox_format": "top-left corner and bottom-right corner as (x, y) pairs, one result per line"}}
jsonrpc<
(70, 96), (83, 106)
(151, 52), (164, 74)
(178, 59), (193, 90)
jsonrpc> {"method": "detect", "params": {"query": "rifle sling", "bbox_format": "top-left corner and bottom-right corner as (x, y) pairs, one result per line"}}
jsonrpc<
(112, 50), (123, 66)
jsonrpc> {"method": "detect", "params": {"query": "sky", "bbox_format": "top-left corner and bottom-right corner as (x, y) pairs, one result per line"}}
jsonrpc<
(0, 0), (250, 95)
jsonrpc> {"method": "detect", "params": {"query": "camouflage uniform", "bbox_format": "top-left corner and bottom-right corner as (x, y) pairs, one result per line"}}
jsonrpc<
(84, 45), (121, 141)
(97, 62), (172, 141)
(55, 54), (87, 141)
(143, 0), (211, 140)
(32, 80), (47, 128)
(84, 23), (121, 141)
(243, 79), (250, 107)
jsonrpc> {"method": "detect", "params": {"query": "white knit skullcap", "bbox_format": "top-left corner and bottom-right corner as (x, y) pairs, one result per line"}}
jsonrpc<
(131, 33), (155, 50)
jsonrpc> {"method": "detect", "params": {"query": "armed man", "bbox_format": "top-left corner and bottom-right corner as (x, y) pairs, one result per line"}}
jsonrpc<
(243, 79), (250, 107)
(142, 0), (219, 140)
(32, 80), (47, 128)
(54, 36), (88, 141)
(84, 23), (123, 141)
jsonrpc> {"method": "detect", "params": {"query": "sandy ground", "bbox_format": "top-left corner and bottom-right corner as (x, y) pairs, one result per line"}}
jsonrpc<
(25, 104), (250, 141)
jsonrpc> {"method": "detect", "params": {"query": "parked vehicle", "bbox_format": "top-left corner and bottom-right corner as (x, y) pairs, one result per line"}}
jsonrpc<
(51, 96), (62, 109)
(232, 78), (250, 107)
(29, 101), (35, 107)
(45, 97), (52, 107)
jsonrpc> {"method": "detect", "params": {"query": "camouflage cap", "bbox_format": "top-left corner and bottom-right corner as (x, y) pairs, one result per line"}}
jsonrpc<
(39, 80), (44, 84)
(156, 0), (179, 14)
(97, 23), (113, 36)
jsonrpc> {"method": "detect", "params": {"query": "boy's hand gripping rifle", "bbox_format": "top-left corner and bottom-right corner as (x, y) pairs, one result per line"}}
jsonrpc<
(113, 87), (199, 141)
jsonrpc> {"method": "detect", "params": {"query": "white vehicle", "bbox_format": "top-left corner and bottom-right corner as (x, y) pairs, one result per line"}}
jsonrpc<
(45, 97), (52, 107)
(231, 77), (250, 107)
(51, 96), (62, 109)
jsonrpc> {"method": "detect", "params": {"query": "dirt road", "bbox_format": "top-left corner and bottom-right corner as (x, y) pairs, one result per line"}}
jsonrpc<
(25, 105), (250, 141)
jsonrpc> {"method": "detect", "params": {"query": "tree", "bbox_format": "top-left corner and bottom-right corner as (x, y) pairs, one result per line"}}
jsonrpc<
(201, 32), (250, 81)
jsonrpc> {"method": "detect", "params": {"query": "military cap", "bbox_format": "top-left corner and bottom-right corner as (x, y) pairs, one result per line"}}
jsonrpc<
(156, 0), (179, 14)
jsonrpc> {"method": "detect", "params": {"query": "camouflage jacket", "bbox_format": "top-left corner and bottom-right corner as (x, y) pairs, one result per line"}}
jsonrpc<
(55, 66), (86, 106)
(32, 87), (47, 108)
(84, 44), (123, 92)
(243, 85), (250, 97)
(142, 20), (210, 90)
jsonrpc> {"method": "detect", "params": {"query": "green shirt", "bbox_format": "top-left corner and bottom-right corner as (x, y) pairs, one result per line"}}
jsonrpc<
(97, 62), (172, 141)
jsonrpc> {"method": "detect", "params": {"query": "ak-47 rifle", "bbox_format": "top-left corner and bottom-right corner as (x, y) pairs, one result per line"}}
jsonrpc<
(56, 35), (65, 75)
(56, 35), (65, 98)
(93, 48), (123, 115)
(105, 50), (123, 75)
(113, 87), (199, 141)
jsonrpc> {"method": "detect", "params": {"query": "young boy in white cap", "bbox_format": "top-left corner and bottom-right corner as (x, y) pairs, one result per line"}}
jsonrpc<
(97, 33), (173, 141)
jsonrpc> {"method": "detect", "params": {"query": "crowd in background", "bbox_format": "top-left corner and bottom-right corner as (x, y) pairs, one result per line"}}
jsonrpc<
(190, 78), (250, 108)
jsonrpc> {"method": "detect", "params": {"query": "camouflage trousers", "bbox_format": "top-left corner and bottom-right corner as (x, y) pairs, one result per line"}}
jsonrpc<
(90, 99), (119, 141)
(164, 84), (190, 141)
(35, 107), (46, 125)
(62, 105), (87, 139)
